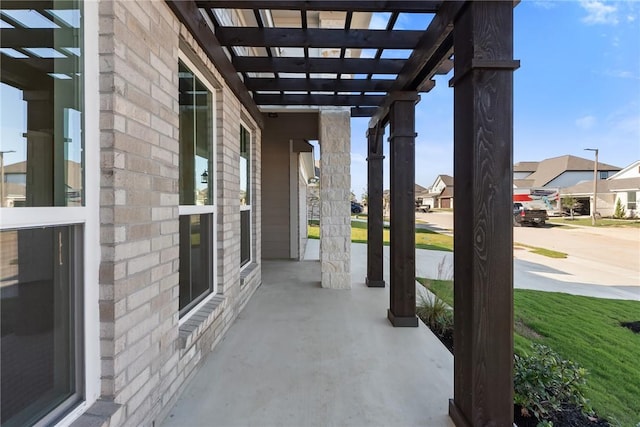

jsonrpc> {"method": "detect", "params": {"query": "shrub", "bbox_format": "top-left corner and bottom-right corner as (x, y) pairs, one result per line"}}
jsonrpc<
(416, 293), (452, 335)
(614, 198), (626, 219)
(514, 343), (590, 421)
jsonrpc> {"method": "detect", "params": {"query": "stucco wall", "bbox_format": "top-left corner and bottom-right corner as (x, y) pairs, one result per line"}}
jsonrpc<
(261, 113), (318, 259)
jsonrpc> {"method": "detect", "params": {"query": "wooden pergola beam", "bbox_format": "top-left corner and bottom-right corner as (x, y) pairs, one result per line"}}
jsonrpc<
(196, 1), (442, 13)
(216, 27), (424, 49)
(233, 57), (406, 74)
(0, 0), (77, 9)
(246, 77), (394, 92)
(0, 28), (79, 48)
(368, 1), (463, 130)
(166, 0), (264, 128)
(351, 107), (378, 117)
(253, 93), (385, 107)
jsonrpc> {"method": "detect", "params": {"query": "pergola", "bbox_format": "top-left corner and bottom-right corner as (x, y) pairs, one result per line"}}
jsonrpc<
(167, 1), (518, 426)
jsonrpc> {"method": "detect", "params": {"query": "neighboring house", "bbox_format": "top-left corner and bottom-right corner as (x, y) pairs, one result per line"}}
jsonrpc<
(415, 183), (439, 210)
(1, 160), (83, 207)
(513, 161), (539, 180)
(514, 155), (620, 188)
(562, 160), (640, 218)
(429, 174), (454, 208)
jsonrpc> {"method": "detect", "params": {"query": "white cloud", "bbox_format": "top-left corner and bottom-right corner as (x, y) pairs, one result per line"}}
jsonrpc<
(604, 69), (640, 80)
(579, 0), (619, 25)
(530, 1), (557, 10)
(576, 115), (597, 130)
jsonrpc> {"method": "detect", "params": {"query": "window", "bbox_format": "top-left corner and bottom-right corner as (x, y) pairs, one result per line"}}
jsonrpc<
(178, 59), (216, 315)
(0, 226), (82, 426)
(627, 191), (637, 211)
(1, 1), (87, 424)
(240, 125), (251, 267)
(599, 171), (609, 180)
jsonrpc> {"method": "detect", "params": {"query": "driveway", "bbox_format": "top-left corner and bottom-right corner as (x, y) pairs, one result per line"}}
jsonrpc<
(415, 211), (640, 298)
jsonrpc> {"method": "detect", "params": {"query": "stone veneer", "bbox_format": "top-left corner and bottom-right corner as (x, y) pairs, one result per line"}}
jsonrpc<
(76, 1), (262, 426)
(319, 109), (352, 289)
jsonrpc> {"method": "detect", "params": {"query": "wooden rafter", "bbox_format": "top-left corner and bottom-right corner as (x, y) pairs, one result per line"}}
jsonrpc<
(195, 1), (442, 13)
(245, 77), (394, 92)
(253, 93), (385, 106)
(233, 57), (405, 74)
(215, 28), (425, 49)
(165, 0), (264, 127)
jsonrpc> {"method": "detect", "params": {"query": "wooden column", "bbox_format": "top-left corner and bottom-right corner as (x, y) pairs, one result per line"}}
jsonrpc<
(366, 125), (385, 288)
(387, 92), (419, 327)
(449, 2), (519, 426)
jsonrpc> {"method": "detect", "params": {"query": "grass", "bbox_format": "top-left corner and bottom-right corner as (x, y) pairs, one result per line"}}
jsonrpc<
(549, 217), (640, 228)
(514, 242), (568, 259)
(418, 278), (640, 426)
(307, 220), (454, 252)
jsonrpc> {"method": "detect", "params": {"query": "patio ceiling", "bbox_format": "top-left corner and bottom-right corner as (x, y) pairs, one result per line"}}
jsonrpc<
(168, 0), (465, 126)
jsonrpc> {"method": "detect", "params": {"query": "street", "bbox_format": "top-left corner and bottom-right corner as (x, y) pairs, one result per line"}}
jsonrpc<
(414, 211), (640, 300)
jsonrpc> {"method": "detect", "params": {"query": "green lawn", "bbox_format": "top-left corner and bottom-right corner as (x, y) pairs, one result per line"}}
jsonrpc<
(514, 242), (568, 258)
(308, 220), (454, 252)
(550, 217), (640, 228)
(418, 278), (640, 426)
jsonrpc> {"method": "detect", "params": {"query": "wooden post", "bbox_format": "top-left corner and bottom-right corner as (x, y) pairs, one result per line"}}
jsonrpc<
(449, 2), (519, 426)
(387, 92), (419, 327)
(366, 125), (385, 288)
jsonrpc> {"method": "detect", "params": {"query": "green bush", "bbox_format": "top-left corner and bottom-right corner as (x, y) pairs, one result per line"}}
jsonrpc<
(416, 293), (452, 335)
(614, 198), (626, 219)
(514, 343), (590, 421)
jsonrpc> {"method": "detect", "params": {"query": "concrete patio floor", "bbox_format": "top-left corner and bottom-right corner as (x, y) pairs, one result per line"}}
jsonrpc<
(162, 244), (454, 427)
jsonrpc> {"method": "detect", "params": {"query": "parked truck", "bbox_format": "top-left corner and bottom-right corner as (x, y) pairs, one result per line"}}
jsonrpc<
(513, 188), (560, 215)
(513, 202), (548, 226)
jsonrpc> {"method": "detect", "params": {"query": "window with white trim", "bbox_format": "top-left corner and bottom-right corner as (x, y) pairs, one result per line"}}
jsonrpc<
(0, 1), (89, 424)
(178, 59), (217, 316)
(240, 124), (252, 268)
(627, 191), (637, 211)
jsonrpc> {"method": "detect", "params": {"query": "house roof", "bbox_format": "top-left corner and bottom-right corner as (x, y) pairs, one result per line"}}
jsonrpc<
(608, 160), (640, 180)
(562, 177), (640, 195)
(523, 155), (621, 187)
(3, 161), (26, 174)
(415, 183), (428, 194)
(513, 161), (539, 173)
(439, 187), (453, 198)
(514, 179), (534, 188)
(437, 174), (453, 186)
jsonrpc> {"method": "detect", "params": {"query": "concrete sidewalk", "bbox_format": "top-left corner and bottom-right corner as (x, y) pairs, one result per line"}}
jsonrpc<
(162, 249), (454, 427)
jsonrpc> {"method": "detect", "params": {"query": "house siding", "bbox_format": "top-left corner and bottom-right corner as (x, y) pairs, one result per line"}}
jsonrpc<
(261, 113), (319, 259)
(84, 1), (262, 425)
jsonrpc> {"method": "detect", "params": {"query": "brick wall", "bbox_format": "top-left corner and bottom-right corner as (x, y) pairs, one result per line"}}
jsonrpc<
(93, 1), (262, 426)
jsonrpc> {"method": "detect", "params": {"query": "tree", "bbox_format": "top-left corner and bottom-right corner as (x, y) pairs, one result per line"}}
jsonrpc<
(562, 196), (577, 220)
(614, 198), (626, 219)
(361, 188), (368, 206)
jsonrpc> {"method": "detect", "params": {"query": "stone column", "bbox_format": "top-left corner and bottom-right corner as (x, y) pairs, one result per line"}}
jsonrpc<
(319, 108), (351, 289)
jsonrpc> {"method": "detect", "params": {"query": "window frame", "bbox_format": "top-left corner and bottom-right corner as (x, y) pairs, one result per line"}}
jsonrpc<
(177, 52), (218, 322)
(0, 0), (101, 424)
(239, 122), (253, 270)
(627, 191), (637, 211)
